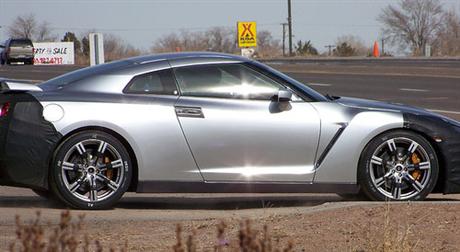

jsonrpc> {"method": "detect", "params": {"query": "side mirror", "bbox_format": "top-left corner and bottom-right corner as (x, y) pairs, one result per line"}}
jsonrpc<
(276, 89), (292, 102)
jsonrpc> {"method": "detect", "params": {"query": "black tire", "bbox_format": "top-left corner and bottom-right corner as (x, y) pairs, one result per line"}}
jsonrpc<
(32, 189), (53, 199)
(358, 130), (438, 201)
(50, 130), (132, 210)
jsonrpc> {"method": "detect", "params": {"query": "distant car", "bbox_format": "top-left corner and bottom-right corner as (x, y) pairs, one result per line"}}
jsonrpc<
(0, 52), (459, 209)
(0, 38), (34, 65)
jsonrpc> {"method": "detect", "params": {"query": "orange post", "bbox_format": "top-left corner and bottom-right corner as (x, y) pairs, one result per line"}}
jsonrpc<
(373, 41), (380, 57)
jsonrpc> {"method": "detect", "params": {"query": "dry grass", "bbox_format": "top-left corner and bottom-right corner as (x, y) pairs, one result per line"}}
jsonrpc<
(8, 203), (424, 252)
(173, 219), (293, 252)
(359, 202), (421, 252)
(9, 210), (127, 252)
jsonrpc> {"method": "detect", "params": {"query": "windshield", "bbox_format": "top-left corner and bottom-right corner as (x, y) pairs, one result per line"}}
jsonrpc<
(39, 60), (132, 91)
(10, 39), (33, 47)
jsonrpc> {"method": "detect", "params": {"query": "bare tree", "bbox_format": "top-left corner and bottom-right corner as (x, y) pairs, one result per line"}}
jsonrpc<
(205, 27), (235, 53)
(378, 0), (444, 56)
(152, 27), (235, 53)
(36, 21), (56, 41)
(256, 30), (281, 57)
(335, 35), (369, 56)
(8, 14), (36, 39)
(180, 30), (208, 51)
(103, 33), (141, 62)
(151, 28), (281, 57)
(152, 33), (183, 53)
(433, 10), (460, 56)
(7, 14), (55, 41)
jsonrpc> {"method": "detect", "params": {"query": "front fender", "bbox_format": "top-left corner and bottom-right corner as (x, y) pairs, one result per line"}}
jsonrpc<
(314, 109), (404, 183)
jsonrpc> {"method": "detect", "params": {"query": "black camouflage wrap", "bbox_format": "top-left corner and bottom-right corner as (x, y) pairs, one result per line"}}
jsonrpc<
(404, 113), (460, 194)
(0, 92), (62, 190)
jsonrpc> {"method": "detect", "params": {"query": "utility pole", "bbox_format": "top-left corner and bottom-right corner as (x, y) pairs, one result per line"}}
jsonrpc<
(325, 45), (335, 56)
(381, 38), (385, 56)
(281, 23), (288, 57)
(287, 0), (293, 56)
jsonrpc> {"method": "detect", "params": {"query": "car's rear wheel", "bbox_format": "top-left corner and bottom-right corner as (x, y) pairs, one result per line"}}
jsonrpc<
(50, 130), (132, 209)
(358, 130), (438, 201)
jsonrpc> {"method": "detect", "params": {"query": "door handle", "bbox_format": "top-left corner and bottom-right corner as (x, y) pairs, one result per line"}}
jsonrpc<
(175, 106), (204, 118)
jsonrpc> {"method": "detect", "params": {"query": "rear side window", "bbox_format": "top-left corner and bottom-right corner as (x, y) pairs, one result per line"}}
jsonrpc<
(10, 39), (33, 47)
(124, 69), (178, 95)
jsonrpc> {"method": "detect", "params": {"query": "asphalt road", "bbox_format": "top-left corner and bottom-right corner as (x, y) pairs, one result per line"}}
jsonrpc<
(288, 72), (460, 120)
(263, 57), (460, 67)
(1, 62), (459, 120)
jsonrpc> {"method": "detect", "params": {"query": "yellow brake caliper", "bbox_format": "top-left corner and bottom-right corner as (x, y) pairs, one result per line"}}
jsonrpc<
(411, 153), (422, 180)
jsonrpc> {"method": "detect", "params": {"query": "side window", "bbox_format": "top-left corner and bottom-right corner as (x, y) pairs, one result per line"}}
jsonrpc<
(124, 69), (178, 95)
(174, 64), (284, 100)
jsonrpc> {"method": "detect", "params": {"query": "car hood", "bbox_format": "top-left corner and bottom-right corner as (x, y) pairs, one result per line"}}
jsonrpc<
(335, 96), (434, 116)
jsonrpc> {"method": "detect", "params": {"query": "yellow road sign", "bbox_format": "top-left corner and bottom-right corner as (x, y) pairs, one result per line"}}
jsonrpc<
(237, 21), (257, 48)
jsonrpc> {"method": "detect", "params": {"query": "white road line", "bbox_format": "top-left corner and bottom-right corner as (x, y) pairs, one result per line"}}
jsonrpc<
(308, 83), (332, 87)
(424, 97), (448, 100)
(0, 78), (43, 83)
(428, 109), (460, 115)
(400, 88), (428, 92)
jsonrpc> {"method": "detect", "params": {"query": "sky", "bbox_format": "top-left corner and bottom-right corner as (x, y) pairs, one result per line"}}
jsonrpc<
(0, 0), (459, 54)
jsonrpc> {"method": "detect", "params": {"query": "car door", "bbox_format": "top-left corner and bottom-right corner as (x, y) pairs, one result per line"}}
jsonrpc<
(172, 62), (321, 182)
(121, 66), (203, 182)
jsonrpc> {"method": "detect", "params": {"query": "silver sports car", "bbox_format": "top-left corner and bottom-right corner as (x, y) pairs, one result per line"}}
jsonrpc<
(1, 52), (459, 209)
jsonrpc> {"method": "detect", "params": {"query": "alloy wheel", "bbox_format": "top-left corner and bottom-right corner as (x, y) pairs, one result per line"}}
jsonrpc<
(368, 137), (432, 200)
(59, 139), (125, 203)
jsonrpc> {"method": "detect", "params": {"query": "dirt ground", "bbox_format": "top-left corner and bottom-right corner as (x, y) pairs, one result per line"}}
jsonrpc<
(1, 186), (460, 251)
(86, 203), (460, 251)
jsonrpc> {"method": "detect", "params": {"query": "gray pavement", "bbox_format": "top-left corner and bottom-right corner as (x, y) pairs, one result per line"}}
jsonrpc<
(288, 72), (460, 120)
(1, 186), (459, 225)
(262, 57), (460, 68)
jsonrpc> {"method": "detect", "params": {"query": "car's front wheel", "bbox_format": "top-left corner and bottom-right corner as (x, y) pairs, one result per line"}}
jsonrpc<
(50, 130), (132, 209)
(358, 130), (438, 201)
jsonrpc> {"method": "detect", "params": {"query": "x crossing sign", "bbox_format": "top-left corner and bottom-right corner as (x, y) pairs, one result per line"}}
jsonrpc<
(237, 21), (257, 48)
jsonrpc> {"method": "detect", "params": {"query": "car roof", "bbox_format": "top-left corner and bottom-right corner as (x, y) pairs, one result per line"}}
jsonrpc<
(39, 52), (251, 92)
(126, 52), (250, 64)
